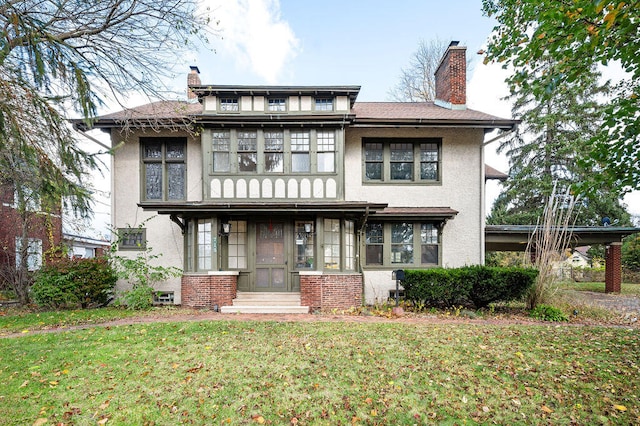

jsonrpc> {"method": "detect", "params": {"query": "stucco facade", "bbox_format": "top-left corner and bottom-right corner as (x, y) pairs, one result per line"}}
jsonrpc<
(82, 43), (516, 311)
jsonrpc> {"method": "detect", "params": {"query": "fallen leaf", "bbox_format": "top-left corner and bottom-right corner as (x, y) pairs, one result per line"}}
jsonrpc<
(99, 401), (110, 410)
(541, 405), (554, 414)
(97, 418), (109, 425)
(20, 380), (29, 388)
(613, 404), (627, 411)
(32, 418), (47, 426)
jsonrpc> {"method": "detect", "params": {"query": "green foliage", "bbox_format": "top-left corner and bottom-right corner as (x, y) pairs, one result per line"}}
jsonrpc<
(31, 257), (117, 309)
(120, 284), (155, 311)
(465, 265), (538, 309)
(530, 304), (568, 322)
(402, 268), (471, 307)
(402, 266), (537, 309)
(110, 223), (181, 310)
(482, 0), (640, 194)
(622, 234), (640, 272)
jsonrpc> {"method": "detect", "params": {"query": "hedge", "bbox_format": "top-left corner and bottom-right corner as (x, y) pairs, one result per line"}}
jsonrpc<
(31, 256), (117, 309)
(402, 266), (538, 309)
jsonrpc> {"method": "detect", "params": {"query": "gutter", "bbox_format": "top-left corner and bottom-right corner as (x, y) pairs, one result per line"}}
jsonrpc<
(482, 125), (518, 147)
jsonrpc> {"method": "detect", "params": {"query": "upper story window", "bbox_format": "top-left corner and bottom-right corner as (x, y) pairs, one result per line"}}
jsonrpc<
(220, 97), (239, 112)
(317, 131), (335, 172)
(15, 237), (42, 271)
(363, 138), (441, 183)
(237, 131), (257, 172)
(141, 138), (186, 201)
(212, 131), (231, 172)
(291, 131), (310, 173)
(315, 98), (334, 111)
(268, 98), (287, 112)
(264, 131), (284, 173)
(209, 129), (337, 175)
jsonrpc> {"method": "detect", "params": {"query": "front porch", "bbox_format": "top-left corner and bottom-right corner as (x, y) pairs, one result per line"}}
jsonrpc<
(181, 271), (363, 313)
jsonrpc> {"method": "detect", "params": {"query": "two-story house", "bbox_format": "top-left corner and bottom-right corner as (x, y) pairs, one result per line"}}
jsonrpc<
(80, 42), (517, 312)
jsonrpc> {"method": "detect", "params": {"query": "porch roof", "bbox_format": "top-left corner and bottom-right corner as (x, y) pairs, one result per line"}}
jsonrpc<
(370, 207), (459, 220)
(485, 225), (640, 251)
(139, 201), (388, 216)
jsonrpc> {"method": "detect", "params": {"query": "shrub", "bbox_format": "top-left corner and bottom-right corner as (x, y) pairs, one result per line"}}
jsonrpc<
(465, 266), (538, 309)
(403, 268), (471, 307)
(121, 283), (155, 310)
(31, 257), (117, 309)
(530, 304), (568, 322)
(402, 266), (537, 309)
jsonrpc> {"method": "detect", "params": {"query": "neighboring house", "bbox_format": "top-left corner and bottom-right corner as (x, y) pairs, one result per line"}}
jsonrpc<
(0, 183), (62, 272)
(62, 233), (110, 259)
(79, 42), (517, 312)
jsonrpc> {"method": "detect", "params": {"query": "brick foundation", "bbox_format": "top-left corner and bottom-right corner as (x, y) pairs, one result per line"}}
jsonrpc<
(605, 242), (622, 293)
(181, 272), (238, 309)
(300, 272), (362, 311)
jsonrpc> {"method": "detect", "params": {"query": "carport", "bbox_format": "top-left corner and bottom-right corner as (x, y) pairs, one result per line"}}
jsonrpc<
(485, 225), (640, 293)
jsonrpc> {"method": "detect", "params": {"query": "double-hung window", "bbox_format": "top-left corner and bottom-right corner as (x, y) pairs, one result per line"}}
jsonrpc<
(264, 131), (284, 173)
(141, 138), (186, 201)
(291, 131), (310, 172)
(363, 138), (440, 183)
(317, 131), (335, 172)
(212, 131), (230, 172)
(238, 131), (257, 172)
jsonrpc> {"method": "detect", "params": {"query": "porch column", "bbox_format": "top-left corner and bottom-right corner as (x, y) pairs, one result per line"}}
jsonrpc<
(605, 242), (622, 293)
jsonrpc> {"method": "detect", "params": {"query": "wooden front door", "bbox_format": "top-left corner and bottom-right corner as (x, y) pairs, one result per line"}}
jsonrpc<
(254, 222), (287, 291)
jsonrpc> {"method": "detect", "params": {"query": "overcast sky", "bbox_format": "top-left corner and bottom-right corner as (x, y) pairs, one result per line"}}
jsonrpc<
(84, 0), (638, 237)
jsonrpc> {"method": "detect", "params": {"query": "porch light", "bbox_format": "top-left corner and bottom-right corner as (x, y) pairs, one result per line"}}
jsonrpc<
(304, 223), (312, 233)
(220, 222), (231, 236)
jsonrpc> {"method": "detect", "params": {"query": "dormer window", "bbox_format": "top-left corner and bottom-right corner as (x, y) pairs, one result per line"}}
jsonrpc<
(268, 98), (286, 112)
(315, 98), (333, 111)
(220, 97), (239, 112)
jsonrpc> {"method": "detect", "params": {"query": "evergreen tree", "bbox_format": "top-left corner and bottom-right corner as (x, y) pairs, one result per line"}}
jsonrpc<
(488, 61), (630, 226)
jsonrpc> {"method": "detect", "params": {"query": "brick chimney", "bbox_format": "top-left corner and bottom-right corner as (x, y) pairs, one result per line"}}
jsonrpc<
(187, 66), (201, 101)
(434, 41), (466, 110)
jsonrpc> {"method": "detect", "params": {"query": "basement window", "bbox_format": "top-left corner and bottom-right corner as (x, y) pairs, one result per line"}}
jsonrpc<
(154, 291), (174, 304)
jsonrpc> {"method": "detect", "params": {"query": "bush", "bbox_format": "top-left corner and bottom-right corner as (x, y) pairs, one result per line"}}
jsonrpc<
(465, 266), (538, 309)
(530, 304), (568, 322)
(402, 266), (538, 309)
(121, 284), (155, 310)
(403, 268), (471, 307)
(31, 257), (117, 309)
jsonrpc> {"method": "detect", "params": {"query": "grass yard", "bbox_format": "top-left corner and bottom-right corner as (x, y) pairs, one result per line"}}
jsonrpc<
(560, 281), (640, 296)
(0, 319), (638, 425)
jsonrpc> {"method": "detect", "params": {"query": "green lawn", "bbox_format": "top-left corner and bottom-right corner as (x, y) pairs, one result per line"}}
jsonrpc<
(1, 319), (638, 425)
(560, 281), (640, 296)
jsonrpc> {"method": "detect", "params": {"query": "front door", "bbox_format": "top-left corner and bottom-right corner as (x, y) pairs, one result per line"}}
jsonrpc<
(255, 222), (287, 291)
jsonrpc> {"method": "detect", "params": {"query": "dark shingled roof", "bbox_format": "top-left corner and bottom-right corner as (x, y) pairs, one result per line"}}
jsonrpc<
(76, 99), (517, 130)
(352, 102), (516, 128)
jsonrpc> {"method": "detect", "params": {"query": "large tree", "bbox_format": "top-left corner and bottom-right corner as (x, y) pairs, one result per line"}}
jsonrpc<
(488, 60), (630, 227)
(0, 0), (210, 303)
(482, 0), (640, 195)
(388, 38), (449, 102)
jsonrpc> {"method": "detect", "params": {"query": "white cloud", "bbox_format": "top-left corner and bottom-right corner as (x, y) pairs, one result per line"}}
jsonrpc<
(206, 0), (299, 83)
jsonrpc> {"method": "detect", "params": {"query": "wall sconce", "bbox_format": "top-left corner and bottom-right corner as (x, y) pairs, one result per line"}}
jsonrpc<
(304, 223), (312, 233)
(220, 222), (231, 236)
